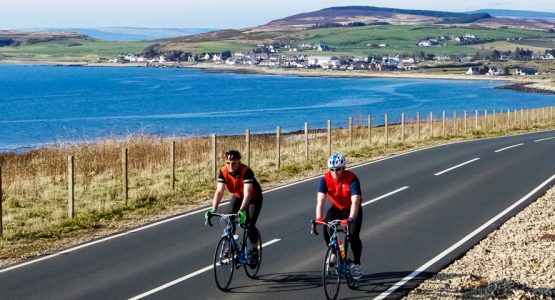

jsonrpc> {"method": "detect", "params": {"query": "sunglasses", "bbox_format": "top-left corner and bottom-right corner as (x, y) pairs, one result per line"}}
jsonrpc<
(329, 168), (342, 172)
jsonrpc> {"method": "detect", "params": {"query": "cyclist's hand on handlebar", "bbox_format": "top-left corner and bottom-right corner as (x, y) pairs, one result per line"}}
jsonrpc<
(238, 210), (246, 225)
(204, 209), (216, 222)
(316, 217), (326, 224)
(341, 217), (354, 226)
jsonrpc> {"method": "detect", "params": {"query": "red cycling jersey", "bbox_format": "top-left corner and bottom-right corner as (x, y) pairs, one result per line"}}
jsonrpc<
(322, 170), (359, 210)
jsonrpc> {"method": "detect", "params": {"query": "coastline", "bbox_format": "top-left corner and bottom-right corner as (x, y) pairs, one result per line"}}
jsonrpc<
(3, 59), (555, 94)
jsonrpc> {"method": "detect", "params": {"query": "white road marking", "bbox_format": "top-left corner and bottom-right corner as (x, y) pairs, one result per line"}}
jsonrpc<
(128, 238), (281, 300)
(434, 158), (480, 176)
(494, 143), (524, 153)
(534, 137), (555, 142)
(362, 187), (409, 207)
(373, 173), (555, 300)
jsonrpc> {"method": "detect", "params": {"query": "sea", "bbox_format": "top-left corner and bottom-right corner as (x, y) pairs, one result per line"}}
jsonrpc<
(1, 64), (555, 152)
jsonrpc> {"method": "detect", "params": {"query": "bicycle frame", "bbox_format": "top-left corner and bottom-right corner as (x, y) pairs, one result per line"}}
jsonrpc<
(311, 219), (357, 299)
(312, 219), (352, 274)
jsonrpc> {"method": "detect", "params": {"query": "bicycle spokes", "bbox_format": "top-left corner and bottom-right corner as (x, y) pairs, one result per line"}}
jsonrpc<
(323, 246), (341, 300)
(213, 236), (234, 291)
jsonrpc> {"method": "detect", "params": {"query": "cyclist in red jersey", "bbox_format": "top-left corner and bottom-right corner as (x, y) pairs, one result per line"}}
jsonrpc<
(205, 150), (263, 260)
(316, 153), (363, 279)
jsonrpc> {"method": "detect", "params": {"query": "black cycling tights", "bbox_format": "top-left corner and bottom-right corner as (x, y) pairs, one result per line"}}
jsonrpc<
(228, 195), (263, 244)
(323, 205), (363, 264)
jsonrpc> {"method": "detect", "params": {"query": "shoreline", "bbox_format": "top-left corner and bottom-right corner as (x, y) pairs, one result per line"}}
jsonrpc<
(3, 59), (555, 94)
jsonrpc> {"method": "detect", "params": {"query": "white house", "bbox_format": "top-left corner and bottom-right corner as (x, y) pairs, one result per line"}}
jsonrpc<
(466, 67), (481, 75)
(487, 67), (505, 76)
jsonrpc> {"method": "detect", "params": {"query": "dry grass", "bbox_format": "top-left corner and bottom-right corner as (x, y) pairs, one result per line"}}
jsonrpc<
(0, 106), (554, 263)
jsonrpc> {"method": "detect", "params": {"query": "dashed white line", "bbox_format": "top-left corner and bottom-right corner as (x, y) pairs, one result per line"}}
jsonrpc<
(534, 137), (555, 142)
(494, 143), (524, 153)
(362, 186), (409, 207)
(434, 158), (480, 176)
(374, 173), (555, 300)
(128, 238), (281, 300)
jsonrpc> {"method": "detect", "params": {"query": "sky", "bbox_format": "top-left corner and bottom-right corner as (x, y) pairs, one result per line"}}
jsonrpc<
(3, 0), (555, 29)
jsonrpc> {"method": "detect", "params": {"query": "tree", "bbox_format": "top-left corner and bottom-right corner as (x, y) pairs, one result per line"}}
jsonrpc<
(142, 44), (161, 58)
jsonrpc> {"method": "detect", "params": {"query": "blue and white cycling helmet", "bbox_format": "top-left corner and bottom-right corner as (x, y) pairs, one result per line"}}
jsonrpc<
(327, 153), (346, 168)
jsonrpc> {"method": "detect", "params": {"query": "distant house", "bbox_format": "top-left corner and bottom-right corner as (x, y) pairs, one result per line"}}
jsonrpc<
(466, 67), (481, 75)
(516, 68), (539, 75)
(379, 43), (388, 48)
(487, 67), (505, 76)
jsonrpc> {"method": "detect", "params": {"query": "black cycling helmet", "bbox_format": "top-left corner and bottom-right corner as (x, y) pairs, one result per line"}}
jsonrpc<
(224, 150), (241, 161)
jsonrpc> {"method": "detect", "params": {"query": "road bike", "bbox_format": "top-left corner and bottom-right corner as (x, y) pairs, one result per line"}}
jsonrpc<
(206, 212), (262, 291)
(311, 219), (358, 300)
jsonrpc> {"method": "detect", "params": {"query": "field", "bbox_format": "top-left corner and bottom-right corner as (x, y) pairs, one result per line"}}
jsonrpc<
(0, 39), (151, 62)
(288, 25), (555, 56)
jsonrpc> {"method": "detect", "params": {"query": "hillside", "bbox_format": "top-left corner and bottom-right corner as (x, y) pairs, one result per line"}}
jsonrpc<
(253, 6), (492, 32)
(20, 27), (218, 41)
(0, 30), (93, 47)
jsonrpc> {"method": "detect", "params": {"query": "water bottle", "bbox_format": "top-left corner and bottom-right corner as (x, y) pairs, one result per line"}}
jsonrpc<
(339, 241), (345, 260)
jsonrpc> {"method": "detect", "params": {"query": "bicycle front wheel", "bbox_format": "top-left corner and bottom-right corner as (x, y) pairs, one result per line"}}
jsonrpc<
(244, 230), (262, 279)
(213, 236), (234, 291)
(323, 245), (341, 300)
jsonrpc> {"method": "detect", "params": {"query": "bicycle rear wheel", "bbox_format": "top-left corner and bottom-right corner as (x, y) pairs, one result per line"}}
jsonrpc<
(244, 230), (262, 279)
(213, 236), (234, 291)
(323, 245), (341, 300)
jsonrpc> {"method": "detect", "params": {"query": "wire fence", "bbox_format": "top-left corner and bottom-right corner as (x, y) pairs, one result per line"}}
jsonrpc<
(0, 106), (554, 238)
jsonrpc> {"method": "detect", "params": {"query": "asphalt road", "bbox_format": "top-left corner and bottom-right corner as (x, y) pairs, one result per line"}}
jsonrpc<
(2, 130), (555, 300)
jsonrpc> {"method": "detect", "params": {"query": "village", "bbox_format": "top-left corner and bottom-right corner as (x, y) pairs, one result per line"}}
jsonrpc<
(112, 33), (555, 76)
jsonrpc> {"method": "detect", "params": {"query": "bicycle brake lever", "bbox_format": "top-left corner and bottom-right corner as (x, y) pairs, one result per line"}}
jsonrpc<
(310, 219), (319, 235)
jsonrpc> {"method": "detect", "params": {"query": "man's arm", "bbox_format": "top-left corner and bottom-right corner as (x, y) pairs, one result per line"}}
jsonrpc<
(349, 194), (361, 220)
(316, 192), (326, 219)
(212, 182), (226, 211)
(239, 182), (253, 211)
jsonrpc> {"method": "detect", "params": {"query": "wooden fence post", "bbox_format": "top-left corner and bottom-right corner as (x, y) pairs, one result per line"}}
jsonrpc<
(526, 109), (529, 127)
(493, 109), (496, 130)
(212, 135), (217, 179)
(401, 112), (405, 142)
(368, 115), (372, 145)
(349, 117), (353, 148)
(429, 112), (433, 138)
(67, 156), (74, 219)
(442, 111), (446, 136)
(453, 111), (457, 134)
(475, 110), (478, 131)
(417, 112), (420, 140)
(0, 166), (3, 237)
(122, 148), (128, 205)
(384, 113), (389, 147)
(304, 122), (309, 161)
(464, 110), (467, 134)
(506, 109), (510, 130)
(327, 120), (331, 156)
(245, 129), (251, 167)
(484, 110), (488, 133)
(170, 141), (175, 190)
(276, 126), (281, 169)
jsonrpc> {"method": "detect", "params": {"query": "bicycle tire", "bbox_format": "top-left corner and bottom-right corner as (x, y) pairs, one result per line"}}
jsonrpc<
(323, 245), (341, 300)
(244, 230), (262, 278)
(213, 236), (234, 291)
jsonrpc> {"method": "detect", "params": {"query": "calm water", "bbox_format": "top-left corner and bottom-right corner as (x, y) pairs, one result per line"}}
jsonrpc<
(1, 64), (555, 151)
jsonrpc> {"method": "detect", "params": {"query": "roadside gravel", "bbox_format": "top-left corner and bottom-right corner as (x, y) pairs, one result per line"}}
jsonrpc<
(405, 185), (555, 299)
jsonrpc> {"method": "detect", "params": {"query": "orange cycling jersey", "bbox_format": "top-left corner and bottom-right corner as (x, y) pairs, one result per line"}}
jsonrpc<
(219, 163), (261, 199)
